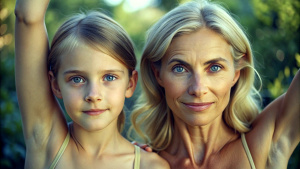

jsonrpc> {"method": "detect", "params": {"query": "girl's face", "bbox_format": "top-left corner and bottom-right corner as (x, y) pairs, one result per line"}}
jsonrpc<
(154, 28), (240, 126)
(51, 43), (137, 131)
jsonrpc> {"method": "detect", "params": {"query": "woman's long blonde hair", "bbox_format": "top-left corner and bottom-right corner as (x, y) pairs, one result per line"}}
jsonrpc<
(131, 0), (261, 151)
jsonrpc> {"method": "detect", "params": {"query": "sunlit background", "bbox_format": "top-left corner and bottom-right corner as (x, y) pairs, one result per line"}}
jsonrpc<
(1, 0), (299, 168)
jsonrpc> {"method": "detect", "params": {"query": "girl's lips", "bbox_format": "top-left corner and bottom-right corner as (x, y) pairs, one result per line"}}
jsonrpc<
(83, 109), (107, 116)
(183, 102), (213, 112)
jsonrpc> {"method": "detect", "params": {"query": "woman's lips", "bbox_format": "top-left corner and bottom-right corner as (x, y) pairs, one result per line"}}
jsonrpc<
(83, 109), (107, 116)
(183, 102), (213, 112)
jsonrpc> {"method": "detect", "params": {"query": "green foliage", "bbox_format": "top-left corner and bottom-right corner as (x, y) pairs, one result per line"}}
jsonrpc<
(1, 0), (25, 168)
(1, 0), (299, 168)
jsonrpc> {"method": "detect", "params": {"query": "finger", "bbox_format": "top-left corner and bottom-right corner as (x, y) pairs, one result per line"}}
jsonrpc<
(137, 143), (148, 148)
(145, 147), (153, 152)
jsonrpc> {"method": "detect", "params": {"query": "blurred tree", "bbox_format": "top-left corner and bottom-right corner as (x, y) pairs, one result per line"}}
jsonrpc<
(250, 0), (299, 100)
(1, 0), (25, 168)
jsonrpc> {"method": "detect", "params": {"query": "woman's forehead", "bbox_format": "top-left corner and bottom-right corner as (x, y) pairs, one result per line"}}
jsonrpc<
(164, 28), (231, 60)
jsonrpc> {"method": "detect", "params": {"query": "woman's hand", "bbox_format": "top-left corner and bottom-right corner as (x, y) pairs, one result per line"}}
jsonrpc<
(132, 141), (153, 152)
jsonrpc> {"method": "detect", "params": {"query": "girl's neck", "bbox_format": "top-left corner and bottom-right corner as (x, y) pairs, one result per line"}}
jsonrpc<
(164, 115), (238, 166)
(70, 120), (128, 157)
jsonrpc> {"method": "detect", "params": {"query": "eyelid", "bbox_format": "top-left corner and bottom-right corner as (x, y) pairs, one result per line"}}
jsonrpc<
(172, 64), (188, 73)
(69, 76), (86, 85)
(208, 64), (223, 72)
(70, 75), (85, 80)
(103, 74), (118, 81)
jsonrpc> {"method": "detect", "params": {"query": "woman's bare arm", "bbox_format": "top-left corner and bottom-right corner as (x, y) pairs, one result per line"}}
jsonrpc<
(272, 70), (300, 147)
(248, 70), (300, 168)
(15, 0), (66, 150)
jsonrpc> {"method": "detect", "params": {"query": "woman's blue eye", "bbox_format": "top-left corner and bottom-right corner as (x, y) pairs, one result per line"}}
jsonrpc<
(104, 75), (116, 81)
(173, 66), (186, 73)
(72, 77), (84, 83)
(210, 65), (221, 72)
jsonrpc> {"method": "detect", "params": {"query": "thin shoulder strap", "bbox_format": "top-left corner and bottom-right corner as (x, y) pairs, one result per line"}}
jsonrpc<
(241, 133), (256, 169)
(49, 132), (70, 169)
(134, 145), (141, 169)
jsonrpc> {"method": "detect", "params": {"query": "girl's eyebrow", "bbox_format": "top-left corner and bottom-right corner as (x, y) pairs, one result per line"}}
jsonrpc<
(63, 70), (84, 75)
(63, 69), (125, 75)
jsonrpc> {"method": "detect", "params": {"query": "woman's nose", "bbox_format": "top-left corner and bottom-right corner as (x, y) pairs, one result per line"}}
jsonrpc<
(188, 74), (208, 97)
(84, 83), (102, 102)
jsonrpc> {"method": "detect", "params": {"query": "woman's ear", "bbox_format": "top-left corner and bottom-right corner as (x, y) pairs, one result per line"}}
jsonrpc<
(125, 70), (138, 98)
(48, 71), (62, 99)
(232, 69), (240, 87)
(151, 63), (164, 87)
(232, 55), (246, 87)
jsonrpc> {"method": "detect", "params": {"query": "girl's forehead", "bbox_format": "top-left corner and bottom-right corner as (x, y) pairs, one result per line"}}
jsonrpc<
(58, 44), (128, 71)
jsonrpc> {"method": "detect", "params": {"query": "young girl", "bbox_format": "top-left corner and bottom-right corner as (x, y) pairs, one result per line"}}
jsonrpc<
(14, 0), (169, 168)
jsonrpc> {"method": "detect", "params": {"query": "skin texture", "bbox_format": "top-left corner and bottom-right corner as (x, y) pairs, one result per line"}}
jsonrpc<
(152, 28), (300, 169)
(156, 28), (240, 127)
(51, 44), (133, 132)
(14, 0), (170, 168)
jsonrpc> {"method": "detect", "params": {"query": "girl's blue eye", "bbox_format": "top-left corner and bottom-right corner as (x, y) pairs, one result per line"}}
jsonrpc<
(104, 75), (116, 81)
(210, 65), (221, 72)
(173, 65), (186, 73)
(72, 77), (84, 83)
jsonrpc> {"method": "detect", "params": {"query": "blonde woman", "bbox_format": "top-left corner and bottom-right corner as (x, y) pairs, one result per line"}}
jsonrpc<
(14, 0), (169, 168)
(131, 1), (299, 168)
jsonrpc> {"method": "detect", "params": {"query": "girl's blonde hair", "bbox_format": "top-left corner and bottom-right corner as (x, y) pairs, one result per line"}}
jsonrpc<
(48, 11), (136, 132)
(131, 0), (261, 151)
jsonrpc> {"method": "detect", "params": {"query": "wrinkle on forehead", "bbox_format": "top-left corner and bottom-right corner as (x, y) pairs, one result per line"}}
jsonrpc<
(163, 28), (233, 66)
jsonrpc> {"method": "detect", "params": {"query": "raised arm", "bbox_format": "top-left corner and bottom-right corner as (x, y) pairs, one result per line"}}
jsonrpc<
(248, 70), (300, 168)
(15, 0), (66, 155)
(272, 70), (300, 146)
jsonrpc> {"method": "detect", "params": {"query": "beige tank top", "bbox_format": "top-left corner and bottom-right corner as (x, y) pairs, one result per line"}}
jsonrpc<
(49, 133), (141, 169)
(241, 133), (256, 169)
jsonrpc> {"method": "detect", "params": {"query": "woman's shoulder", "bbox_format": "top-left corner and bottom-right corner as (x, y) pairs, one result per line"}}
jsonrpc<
(139, 148), (170, 169)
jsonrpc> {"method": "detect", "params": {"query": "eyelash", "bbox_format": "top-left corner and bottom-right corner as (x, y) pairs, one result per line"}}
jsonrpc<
(69, 74), (117, 84)
(70, 76), (85, 84)
(103, 74), (117, 81)
(171, 64), (223, 74)
(208, 64), (223, 73)
(172, 65), (188, 73)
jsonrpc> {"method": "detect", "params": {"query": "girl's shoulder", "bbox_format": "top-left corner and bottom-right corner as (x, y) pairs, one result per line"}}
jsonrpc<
(139, 148), (170, 169)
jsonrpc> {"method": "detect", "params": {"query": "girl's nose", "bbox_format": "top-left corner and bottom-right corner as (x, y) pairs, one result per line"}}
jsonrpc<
(84, 83), (102, 102)
(188, 74), (208, 97)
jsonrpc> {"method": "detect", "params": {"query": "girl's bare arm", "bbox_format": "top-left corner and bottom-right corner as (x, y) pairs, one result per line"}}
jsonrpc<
(15, 0), (66, 153)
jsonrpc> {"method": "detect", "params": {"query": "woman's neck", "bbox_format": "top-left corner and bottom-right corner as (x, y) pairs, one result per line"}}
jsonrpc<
(164, 115), (238, 166)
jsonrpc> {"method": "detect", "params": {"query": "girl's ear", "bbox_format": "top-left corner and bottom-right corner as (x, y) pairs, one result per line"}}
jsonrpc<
(151, 63), (164, 87)
(48, 71), (62, 99)
(125, 70), (138, 98)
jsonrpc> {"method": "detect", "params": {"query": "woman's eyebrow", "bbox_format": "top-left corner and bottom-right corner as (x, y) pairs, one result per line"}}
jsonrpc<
(167, 58), (190, 67)
(168, 57), (229, 66)
(204, 57), (229, 65)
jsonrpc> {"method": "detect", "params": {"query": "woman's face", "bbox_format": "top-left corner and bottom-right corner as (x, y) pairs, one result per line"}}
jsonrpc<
(154, 28), (240, 126)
